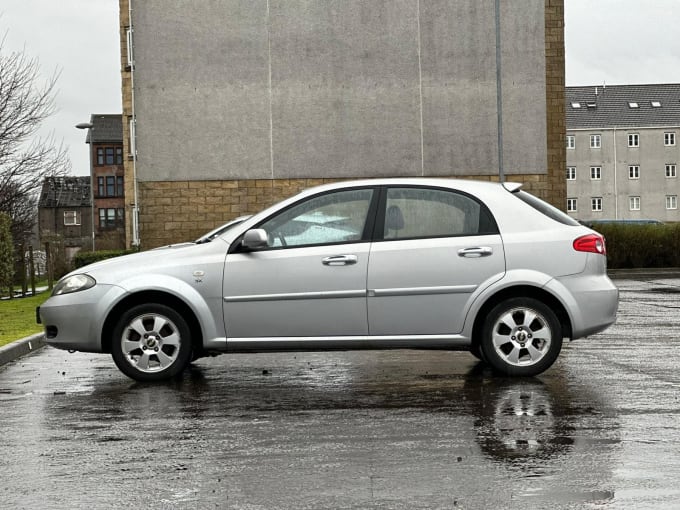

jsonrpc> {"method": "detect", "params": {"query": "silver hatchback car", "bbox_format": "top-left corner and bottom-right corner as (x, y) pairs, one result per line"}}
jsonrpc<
(39, 179), (618, 381)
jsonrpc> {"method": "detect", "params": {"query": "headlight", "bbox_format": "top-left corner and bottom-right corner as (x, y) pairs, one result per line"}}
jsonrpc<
(52, 274), (96, 296)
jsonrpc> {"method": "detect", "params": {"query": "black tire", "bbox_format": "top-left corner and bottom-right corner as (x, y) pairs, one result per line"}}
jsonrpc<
(480, 297), (562, 377)
(111, 303), (193, 382)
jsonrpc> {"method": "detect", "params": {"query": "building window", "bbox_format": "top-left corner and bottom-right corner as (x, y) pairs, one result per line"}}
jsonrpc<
(629, 196), (640, 211)
(665, 132), (676, 146)
(666, 164), (677, 178)
(666, 195), (677, 210)
(628, 133), (639, 147)
(567, 198), (577, 212)
(96, 146), (124, 166)
(566, 167), (576, 180)
(590, 134), (601, 149)
(566, 135), (575, 149)
(591, 197), (603, 212)
(590, 166), (601, 180)
(628, 165), (640, 179)
(64, 211), (81, 226)
(99, 208), (125, 228)
(97, 175), (124, 197)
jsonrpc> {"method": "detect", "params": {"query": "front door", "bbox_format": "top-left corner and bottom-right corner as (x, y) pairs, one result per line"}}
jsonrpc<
(223, 188), (376, 339)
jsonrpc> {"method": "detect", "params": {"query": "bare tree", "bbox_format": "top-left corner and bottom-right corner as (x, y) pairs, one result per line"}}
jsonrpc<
(0, 35), (71, 246)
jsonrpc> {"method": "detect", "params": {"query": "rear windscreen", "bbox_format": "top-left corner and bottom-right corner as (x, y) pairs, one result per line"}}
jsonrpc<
(512, 190), (580, 226)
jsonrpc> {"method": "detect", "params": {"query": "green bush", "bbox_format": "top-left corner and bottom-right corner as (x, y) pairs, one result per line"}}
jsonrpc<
(591, 223), (680, 269)
(73, 249), (137, 269)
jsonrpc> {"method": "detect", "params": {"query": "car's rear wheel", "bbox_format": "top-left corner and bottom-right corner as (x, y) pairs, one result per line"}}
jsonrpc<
(480, 297), (562, 377)
(111, 304), (193, 381)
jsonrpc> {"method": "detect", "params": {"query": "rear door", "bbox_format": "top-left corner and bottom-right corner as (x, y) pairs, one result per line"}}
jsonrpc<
(367, 186), (505, 335)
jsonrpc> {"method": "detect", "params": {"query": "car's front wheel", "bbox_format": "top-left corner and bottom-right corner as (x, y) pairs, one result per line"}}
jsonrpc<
(480, 297), (562, 377)
(111, 304), (193, 381)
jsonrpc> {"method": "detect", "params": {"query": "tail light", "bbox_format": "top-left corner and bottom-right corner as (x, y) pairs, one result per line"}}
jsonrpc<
(573, 234), (606, 255)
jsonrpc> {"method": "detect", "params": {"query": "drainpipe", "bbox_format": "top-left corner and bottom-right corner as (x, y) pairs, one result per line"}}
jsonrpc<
(494, 0), (504, 182)
(128, 0), (140, 246)
(613, 127), (618, 219)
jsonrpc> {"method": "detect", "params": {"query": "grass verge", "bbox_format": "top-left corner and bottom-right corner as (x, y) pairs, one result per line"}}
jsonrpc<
(0, 292), (49, 348)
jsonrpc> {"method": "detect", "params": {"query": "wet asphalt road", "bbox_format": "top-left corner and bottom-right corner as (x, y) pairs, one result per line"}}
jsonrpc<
(2, 276), (680, 509)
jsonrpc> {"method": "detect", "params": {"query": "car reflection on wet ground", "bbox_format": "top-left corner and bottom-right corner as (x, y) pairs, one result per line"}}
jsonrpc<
(1, 276), (680, 509)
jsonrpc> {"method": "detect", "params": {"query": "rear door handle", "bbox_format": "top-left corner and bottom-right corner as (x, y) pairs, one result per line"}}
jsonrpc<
(322, 255), (358, 266)
(458, 247), (493, 258)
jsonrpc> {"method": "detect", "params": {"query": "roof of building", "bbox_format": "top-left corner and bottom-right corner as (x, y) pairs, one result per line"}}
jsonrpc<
(38, 177), (92, 208)
(566, 84), (680, 130)
(84, 114), (123, 143)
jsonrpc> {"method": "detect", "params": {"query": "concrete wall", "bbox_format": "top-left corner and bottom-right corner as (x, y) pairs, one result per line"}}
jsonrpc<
(131, 0), (547, 182)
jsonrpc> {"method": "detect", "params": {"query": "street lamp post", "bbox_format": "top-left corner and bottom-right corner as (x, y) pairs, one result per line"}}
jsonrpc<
(75, 122), (96, 251)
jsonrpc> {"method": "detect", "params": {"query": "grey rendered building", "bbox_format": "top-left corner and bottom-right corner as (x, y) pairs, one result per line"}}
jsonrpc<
(566, 84), (680, 222)
(119, 0), (566, 249)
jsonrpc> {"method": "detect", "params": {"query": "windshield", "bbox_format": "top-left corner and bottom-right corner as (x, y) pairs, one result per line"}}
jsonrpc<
(195, 216), (250, 243)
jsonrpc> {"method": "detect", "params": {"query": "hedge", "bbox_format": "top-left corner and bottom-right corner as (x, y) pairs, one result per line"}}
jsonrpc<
(591, 223), (680, 269)
(73, 249), (137, 269)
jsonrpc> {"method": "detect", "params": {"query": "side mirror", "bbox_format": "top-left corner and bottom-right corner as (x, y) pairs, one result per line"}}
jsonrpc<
(241, 229), (268, 250)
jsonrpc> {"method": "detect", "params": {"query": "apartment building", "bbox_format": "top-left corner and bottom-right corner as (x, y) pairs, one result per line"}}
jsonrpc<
(566, 84), (680, 222)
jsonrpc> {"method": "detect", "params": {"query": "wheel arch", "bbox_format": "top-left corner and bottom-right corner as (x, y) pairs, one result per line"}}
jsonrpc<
(470, 285), (573, 351)
(101, 290), (204, 355)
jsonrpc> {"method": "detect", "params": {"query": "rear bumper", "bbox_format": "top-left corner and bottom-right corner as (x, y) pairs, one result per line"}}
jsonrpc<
(549, 273), (619, 339)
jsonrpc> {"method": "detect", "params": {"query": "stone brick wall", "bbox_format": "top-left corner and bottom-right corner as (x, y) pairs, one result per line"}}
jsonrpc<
(138, 175), (550, 248)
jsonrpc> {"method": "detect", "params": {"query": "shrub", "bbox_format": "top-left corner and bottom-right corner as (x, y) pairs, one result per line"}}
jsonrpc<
(73, 249), (137, 269)
(592, 223), (680, 269)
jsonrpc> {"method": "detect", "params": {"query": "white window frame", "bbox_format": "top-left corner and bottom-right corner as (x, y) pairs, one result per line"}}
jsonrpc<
(665, 132), (676, 146)
(590, 134), (601, 149)
(566, 135), (575, 149)
(628, 133), (639, 147)
(666, 164), (677, 178)
(628, 165), (640, 179)
(666, 195), (677, 210)
(567, 198), (577, 212)
(566, 167), (576, 180)
(629, 196), (641, 211)
(64, 211), (81, 226)
(590, 166), (601, 180)
(591, 197), (603, 212)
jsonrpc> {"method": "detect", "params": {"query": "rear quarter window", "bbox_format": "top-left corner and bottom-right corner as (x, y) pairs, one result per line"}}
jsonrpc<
(512, 190), (580, 226)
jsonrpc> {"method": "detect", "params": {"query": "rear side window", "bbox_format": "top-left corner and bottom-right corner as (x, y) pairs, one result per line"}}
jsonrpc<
(513, 190), (580, 226)
(383, 187), (498, 239)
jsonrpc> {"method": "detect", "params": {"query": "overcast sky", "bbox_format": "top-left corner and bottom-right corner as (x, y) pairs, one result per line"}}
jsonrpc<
(2, 0), (680, 176)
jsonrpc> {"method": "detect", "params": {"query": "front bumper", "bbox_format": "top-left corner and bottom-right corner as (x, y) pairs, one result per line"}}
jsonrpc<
(38, 284), (126, 353)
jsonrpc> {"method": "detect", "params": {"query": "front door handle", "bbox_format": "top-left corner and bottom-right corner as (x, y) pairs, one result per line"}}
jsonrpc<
(322, 255), (358, 266)
(458, 246), (493, 258)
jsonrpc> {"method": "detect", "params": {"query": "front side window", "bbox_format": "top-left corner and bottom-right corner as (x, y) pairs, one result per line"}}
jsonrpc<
(629, 165), (640, 179)
(590, 134), (601, 149)
(567, 198), (577, 212)
(566, 135), (575, 149)
(590, 166), (601, 180)
(383, 187), (497, 240)
(666, 164), (677, 178)
(665, 132), (676, 146)
(64, 211), (80, 226)
(666, 195), (677, 210)
(259, 189), (374, 248)
(591, 197), (603, 212)
(628, 133), (639, 147)
(629, 196), (640, 211)
(566, 167), (576, 180)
